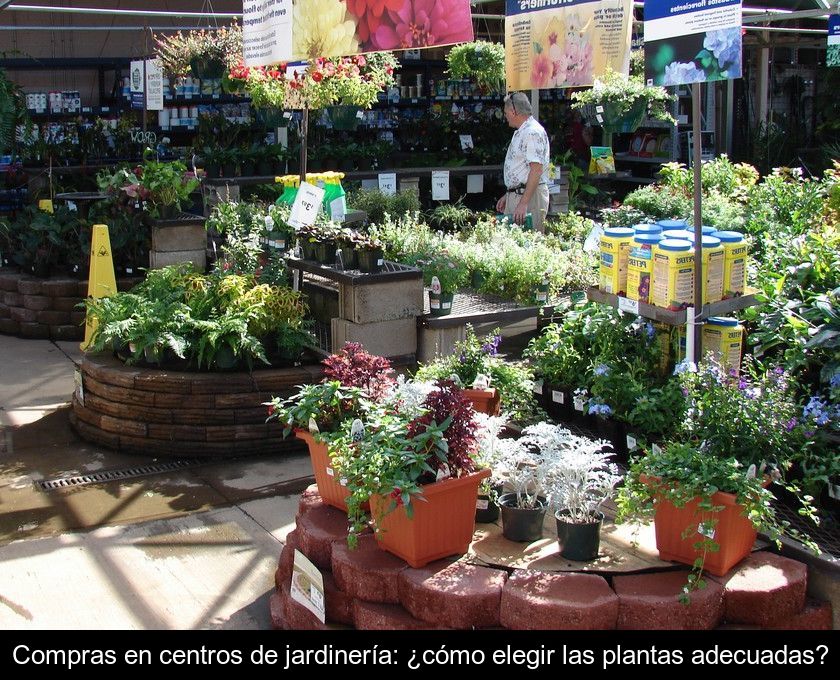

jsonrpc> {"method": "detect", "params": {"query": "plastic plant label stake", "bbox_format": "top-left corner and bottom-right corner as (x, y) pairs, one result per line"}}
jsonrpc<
(350, 418), (365, 443)
(652, 442), (662, 455)
(326, 467), (334, 477)
(552, 390), (565, 404)
(618, 296), (639, 315)
(430, 276), (442, 295)
(626, 434), (637, 451)
(476, 499), (489, 510)
(573, 396), (585, 412)
(459, 134), (474, 151)
(533, 380), (543, 395)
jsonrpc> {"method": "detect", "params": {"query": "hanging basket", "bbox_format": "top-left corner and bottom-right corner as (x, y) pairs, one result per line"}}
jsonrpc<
(326, 105), (362, 131)
(582, 98), (647, 135)
(254, 107), (288, 128)
(190, 56), (225, 81)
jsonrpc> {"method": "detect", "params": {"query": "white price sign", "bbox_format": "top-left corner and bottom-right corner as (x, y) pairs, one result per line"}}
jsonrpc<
(467, 174), (483, 194)
(459, 134), (474, 151)
(242, 0), (293, 66)
(532, 379), (543, 395)
(378, 172), (397, 196)
(289, 181), (325, 230)
(431, 170), (450, 201)
(552, 390), (565, 404)
(145, 58), (164, 111)
(618, 296), (639, 315)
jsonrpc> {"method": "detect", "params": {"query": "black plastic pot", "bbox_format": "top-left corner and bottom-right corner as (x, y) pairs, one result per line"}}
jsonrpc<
(555, 510), (603, 561)
(475, 483), (504, 524)
(357, 248), (384, 273)
(428, 291), (454, 317)
(595, 416), (628, 458)
(214, 346), (239, 370)
(543, 383), (573, 423)
(314, 240), (337, 265)
(338, 245), (358, 270)
(300, 240), (318, 261)
(499, 493), (547, 542)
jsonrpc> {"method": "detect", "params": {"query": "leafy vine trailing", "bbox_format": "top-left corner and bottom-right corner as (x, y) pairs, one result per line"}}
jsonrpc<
(446, 41), (506, 93)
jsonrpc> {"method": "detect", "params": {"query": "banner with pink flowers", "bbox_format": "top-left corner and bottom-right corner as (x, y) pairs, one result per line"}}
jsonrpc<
(243, 0), (475, 66)
(504, 0), (633, 91)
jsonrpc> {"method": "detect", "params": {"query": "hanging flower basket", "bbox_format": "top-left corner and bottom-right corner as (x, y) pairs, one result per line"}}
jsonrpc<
(581, 98), (648, 136)
(190, 56), (226, 81)
(326, 105), (361, 131)
(254, 107), (288, 128)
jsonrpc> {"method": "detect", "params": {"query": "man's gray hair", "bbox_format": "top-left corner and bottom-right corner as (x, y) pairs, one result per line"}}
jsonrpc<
(504, 91), (532, 116)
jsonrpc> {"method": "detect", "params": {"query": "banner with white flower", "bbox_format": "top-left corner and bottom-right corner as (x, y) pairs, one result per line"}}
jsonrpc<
(643, 0), (743, 86)
(829, 14), (840, 68)
(243, 0), (475, 66)
(503, 0), (633, 91)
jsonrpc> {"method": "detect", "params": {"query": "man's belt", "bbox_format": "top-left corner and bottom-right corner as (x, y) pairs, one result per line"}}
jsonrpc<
(506, 183), (527, 195)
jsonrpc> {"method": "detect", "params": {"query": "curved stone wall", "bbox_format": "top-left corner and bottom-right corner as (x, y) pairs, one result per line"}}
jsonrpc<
(70, 352), (322, 457)
(0, 271), (141, 341)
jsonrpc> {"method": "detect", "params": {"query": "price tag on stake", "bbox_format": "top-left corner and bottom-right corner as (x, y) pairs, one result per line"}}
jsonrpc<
(652, 443), (662, 455)
(552, 390), (565, 404)
(288, 181), (325, 229)
(431, 170), (450, 201)
(378, 172), (397, 196)
(618, 296), (639, 315)
(459, 134), (474, 151)
(626, 434), (637, 451)
(476, 499), (489, 510)
(573, 396), (585, 412)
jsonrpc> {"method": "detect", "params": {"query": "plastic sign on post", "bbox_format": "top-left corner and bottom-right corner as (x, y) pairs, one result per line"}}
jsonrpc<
(644, 0), (743, 86)
(130, 60), (144, 110)
(459, 134), (474, 151)
(242, 0), (293, 66)
(288, 181), (325, 230)
(378, 173), (397, 196)
(829, 14), (840, 68)
(145, 59), (164, 111)
(431, 170), (450, 201)
(467, 174), (484, 194)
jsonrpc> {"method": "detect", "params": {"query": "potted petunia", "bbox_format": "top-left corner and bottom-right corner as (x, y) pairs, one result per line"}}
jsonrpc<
(154, 22), (242, 79)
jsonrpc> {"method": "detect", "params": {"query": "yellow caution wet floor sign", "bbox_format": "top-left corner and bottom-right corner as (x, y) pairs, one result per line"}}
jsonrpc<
(80, 224), (118, 351)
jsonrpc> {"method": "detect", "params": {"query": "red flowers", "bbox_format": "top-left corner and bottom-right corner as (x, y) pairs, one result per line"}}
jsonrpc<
(390, 487), (403, 506)
(311, 71), (323, 83)
(267, 404), (275, 417)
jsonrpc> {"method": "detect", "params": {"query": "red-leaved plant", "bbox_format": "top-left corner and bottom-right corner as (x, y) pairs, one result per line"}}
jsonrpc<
(321, 342), (394, 400)
(408, 380), (479, 482)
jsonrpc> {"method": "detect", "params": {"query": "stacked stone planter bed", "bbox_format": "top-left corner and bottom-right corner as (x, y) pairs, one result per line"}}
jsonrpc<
(70, 352), (323, 457)
(270, 486), (834, 630)
(0, 270), (141, 341)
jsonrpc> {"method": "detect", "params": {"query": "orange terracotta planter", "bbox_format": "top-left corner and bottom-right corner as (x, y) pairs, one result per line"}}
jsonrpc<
(653, 490), (758, 577)
(463, 387), (501, 416)
(295, 429), (350, 512)
(369, 468), (491, 568)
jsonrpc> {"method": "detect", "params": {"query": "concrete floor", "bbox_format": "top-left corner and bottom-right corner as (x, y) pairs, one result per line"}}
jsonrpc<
(0, 335), (307, 629)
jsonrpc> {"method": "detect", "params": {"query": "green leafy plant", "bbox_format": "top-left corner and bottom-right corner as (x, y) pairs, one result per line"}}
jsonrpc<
(446, 41), (506, 93)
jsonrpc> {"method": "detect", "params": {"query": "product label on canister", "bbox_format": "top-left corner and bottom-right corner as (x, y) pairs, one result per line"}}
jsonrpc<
(724, 245), (747, 298)
(627, 251), (653, 303)
(704, 248), (725, 303)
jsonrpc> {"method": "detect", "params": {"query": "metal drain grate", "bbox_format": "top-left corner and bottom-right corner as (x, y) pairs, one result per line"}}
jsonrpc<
(36, 458), (206, 491)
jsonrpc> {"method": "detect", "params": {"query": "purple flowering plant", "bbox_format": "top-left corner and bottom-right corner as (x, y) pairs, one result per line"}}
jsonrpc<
(414, 325), (543, 424)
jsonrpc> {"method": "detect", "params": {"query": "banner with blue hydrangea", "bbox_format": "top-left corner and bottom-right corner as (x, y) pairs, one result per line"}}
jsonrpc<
(643, 0), (742, 86)
(829, 14), (840, 68)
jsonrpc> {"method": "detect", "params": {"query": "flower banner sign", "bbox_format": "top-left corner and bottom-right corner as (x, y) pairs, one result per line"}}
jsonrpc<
(243, 0), (474, 66)
(829, 13), (840, 68)
(504, 0), (633, 91)
(644, 0), (743, 86)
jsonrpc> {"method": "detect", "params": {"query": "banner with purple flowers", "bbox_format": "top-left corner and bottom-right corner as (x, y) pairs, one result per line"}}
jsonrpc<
(243, 0), (475, 65)
(644, 0), (743, 86)
(504, 0), (633, 91)
(829, 14), (840, 68)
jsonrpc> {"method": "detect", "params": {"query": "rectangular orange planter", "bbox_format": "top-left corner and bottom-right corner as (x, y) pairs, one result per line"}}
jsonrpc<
(295, 429), (350, 512)
(463, 387), (501, 416)
(653, 490), (758, 577)
(370, 468), (491, 568)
